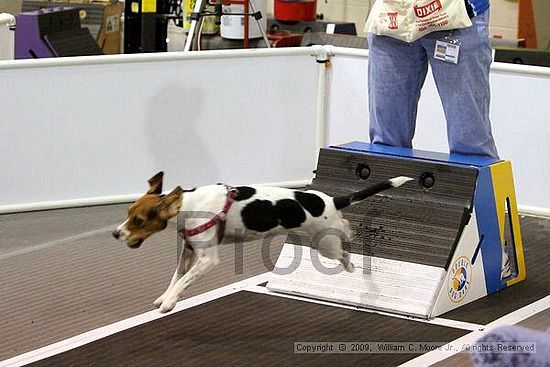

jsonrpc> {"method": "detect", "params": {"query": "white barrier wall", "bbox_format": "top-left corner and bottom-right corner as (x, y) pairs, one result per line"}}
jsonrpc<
(1, 46), (548, 214)
(327, 48), (550, 212)
(0, 49), (320, 212)
(327, 49), (457, 153)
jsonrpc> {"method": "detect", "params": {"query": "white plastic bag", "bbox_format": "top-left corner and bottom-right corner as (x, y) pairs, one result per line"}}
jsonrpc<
(365, 0), (472, 42)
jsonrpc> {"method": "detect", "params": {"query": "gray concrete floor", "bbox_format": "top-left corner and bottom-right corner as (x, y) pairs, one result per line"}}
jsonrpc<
(0, 204), (283, 360)
(2, 205), (548, 366)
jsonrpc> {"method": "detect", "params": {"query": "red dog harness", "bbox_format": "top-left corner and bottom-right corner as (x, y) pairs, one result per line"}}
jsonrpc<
(182, 185), (238, 240)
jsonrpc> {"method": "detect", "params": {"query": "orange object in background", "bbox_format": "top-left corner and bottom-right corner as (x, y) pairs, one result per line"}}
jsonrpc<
(268, 31), (303, 47)
(274, 0), (317, 22)
(518, 0), (537, 48)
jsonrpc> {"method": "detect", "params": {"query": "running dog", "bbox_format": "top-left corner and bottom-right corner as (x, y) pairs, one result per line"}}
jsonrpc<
(112, 172), (412, 313)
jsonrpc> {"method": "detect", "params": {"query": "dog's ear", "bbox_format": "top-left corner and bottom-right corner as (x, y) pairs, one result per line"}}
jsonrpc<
(159, 186), (184, 219)
(147, 171), (164, 195)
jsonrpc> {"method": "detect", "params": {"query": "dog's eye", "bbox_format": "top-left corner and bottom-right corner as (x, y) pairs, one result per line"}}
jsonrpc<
(147, 209), (157, 220)
(132, 217), (145, 227)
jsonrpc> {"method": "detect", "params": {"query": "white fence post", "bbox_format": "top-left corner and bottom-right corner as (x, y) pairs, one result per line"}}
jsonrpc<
(0, 13), (15, 60)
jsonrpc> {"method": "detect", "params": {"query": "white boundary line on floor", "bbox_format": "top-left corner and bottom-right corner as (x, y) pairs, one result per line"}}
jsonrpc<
(245, 286), (483, 332)
(0, 225), (117, 261)
(398, 295), (550, 367)
(518, 205), (550, 219)
(2, 191), (547, 218)
(0, 180), (310, 214)
(0, 273), (271, 367)
(2, 273), (547, 367)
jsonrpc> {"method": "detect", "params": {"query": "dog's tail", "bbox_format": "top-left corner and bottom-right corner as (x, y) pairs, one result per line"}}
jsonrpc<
(333, 176), (413, 210)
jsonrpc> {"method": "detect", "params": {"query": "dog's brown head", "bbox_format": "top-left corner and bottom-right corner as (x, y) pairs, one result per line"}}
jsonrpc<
(112, 172), (183, 248)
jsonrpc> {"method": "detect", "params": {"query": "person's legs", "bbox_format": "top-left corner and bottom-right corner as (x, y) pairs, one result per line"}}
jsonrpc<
(421, 11), (499, 158)
(368, 34), (428, 148)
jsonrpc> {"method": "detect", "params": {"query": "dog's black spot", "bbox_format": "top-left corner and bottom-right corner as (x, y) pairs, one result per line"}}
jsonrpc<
(241, 199), (307, 231)
(241, 200), (279, 232)
(333, 196), (351, 210)
(275, 199), (306, 229)
(235, 186), (256, 201)
(294, 191), (325, 217)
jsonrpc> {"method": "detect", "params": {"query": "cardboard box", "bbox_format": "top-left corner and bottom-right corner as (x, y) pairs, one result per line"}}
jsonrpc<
(22, 0), (122, 54)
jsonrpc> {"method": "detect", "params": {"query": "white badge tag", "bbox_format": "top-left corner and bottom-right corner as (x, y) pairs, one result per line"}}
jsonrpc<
(434, 40), (460, 64)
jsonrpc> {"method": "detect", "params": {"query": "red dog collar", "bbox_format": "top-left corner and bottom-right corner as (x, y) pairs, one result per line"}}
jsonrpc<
(182, 185), (238, 239)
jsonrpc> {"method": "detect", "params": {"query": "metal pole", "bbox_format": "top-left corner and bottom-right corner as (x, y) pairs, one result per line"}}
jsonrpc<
(184, 0), (206, 52)
(243, 0), (249, 48)
(247, 0), (270, 48)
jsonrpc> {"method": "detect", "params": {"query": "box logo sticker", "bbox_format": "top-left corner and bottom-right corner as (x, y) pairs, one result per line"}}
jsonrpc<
(105, 15), (120, 33)
(448, 256), (471, 303)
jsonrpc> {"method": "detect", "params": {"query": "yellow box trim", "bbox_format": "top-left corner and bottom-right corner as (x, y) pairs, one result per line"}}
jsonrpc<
(490, 161), (526, 286)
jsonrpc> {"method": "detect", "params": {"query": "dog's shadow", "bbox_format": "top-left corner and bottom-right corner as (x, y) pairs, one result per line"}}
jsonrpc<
(145, 85), (219, 186)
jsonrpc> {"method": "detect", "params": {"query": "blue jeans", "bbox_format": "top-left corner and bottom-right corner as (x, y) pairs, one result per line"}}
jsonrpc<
(367, 11), (499, 158)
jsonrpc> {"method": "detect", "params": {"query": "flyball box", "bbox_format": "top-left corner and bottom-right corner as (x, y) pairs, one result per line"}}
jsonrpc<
(268, 142), (526, 318)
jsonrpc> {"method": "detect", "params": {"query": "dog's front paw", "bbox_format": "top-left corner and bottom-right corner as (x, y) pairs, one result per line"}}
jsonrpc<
(345, 261), (355, 273)
(159, 297), (177, 313)
(153, 294), (166, 308)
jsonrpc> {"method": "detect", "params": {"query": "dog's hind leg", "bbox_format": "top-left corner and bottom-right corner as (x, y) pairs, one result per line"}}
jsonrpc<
(315, 231), (355, 273)
(158, 246), (220, 313)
